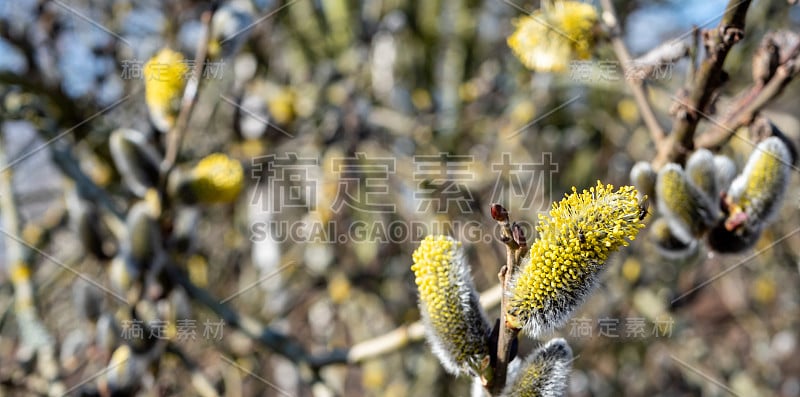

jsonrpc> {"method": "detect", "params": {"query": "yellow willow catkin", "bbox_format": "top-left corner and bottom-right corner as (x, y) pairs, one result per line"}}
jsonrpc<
(143, 48), (189, 132)
(501, 338), (573, 397)
(507, 1), (598, 73)
(728, 136), (792, 226)
(190, 153), (245, 203)
(709, 136), (792, 253)
(655, 163), (719, 244)
(411, 235), (489, 376)
(507, 182), (644, 337)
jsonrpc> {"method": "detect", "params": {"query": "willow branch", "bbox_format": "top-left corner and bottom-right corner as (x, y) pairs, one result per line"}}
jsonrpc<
(599, 0), (666, 145)
(164, 265), (348, 371)
(347, 284), (503, 364)
(485, 204), (526, 395)
(653, 0), (752, 167)
(695, 38), (800, 149)
(162, 9), (215, 173)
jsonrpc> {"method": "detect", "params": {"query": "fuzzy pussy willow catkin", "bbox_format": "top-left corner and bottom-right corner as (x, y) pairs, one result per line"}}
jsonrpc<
(710, 137), (793, 253)
(411, 235), (489, 376)
(728, 136), (792, 227)
(144, 48), (189, 132)
(502, 338), (573, 397)
(507, 1), (598, 72)
(191, 153), (244, 203)
(656, 163), (719, 244)
(507, 182), (644, 337)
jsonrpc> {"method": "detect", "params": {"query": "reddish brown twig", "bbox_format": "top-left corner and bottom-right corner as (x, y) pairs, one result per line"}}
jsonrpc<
(695, 33), (800, 150)
(485, 204), (526, 395)
(653, 0), (752, 168)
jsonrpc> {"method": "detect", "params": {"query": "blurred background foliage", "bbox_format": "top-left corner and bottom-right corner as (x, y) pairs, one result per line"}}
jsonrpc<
(1, 0), (800, 396)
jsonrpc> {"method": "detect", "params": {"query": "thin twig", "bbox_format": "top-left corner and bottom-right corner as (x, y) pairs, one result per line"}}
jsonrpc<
(347, 284), (503, 364)
(688, 26), (700, 83)
(167, 257), (506, 370)
(599, 0), (666, 145)
(164, 265), (348, 371)
(161, 9), (215, 173)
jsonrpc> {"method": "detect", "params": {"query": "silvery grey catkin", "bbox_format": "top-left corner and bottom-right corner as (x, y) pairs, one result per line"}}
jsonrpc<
(501, 338), (573, 397)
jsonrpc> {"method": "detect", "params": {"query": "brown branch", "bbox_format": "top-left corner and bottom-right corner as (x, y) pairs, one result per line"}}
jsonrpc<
(485, 204), (525, 395)
(695, 35), (800, 149)
(599, 0), (667, 145)
(653, 0), (752, 168)
(688, 26), (701, 83)
(51, 147), (126, 219)
(164, 265), (348, 371)
(167, 256), (507, 375)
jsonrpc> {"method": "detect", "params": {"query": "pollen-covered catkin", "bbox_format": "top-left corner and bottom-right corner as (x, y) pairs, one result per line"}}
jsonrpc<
(501, 338), (573, 397)
(507, 1), (598, 72)
(507, 182), (644, 337)
(168, 153), (245, 204)
(656, 163), (720, 244)
(727, 137), (792, 227)
(709, 137), (793, 253)
(411, 235), (490, 376)
(190, 153), (245, 203)
(143, 48), (189, 132)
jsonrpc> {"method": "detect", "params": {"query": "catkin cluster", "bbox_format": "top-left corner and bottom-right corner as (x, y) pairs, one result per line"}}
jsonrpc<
(69, 124), (244, 393)
(632, 135), (794, 255)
